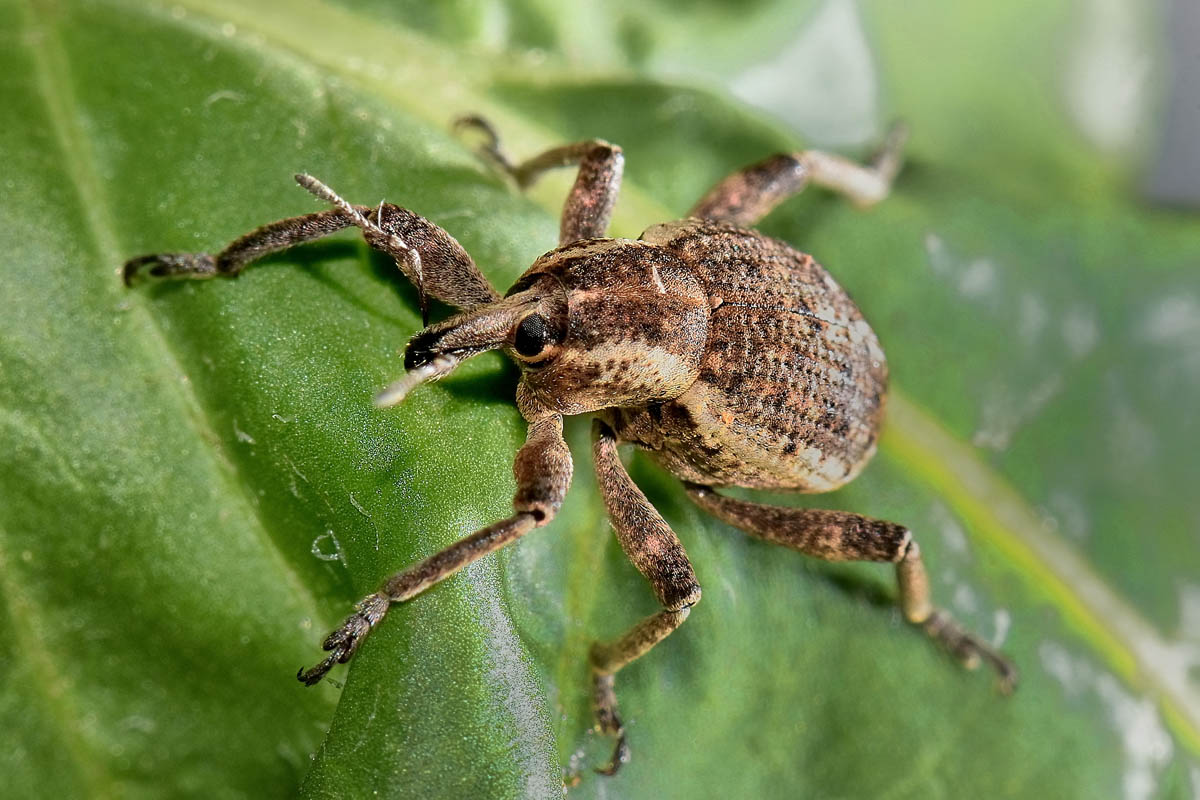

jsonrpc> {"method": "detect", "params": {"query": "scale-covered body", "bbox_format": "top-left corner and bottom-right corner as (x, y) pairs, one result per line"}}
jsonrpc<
(517, 217), (888, 493)
(124, 123), (1013, 778)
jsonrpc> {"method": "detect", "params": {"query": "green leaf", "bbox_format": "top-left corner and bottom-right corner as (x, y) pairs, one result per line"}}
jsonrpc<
(3, 0), (1199, 798)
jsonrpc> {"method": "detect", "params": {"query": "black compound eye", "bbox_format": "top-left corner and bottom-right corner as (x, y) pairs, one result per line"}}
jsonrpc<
(514, 313), (552, 358)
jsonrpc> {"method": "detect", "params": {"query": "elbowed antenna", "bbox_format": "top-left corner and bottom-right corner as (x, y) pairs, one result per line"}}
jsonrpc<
(292, 173), (539, 409)
(295, 173), (430, 323)
(373, 294), (536, 409)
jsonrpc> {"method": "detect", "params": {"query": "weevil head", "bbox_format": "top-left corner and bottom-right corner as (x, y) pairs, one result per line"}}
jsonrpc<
(500, 239), (711, 415)
(394, 239), (710, 414)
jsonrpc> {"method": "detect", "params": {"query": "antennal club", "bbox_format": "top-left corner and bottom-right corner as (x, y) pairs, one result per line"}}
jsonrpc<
(294, 173), (428, 322)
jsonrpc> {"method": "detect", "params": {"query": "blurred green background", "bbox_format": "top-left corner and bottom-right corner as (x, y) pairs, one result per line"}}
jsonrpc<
(3, 0), (1199, 797)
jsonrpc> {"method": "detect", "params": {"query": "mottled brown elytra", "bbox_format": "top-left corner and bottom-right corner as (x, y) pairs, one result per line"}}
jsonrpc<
(124, 115), (1015, 776)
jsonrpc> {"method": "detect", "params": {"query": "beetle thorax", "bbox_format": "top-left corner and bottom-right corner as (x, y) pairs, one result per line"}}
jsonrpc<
(512, 239), (711, 415)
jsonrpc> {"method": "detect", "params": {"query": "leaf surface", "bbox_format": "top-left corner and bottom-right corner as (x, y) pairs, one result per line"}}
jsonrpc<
(2, 0), (1198, 798)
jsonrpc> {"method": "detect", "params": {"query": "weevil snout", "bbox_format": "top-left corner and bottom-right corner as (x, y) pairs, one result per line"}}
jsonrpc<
(382, 279), (566, 407)
(402, 278), (567, 369)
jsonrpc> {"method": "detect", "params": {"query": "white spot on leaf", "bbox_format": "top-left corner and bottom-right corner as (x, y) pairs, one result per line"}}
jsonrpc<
(730, 0), (879, 146)
(1142, 295), (1200, 343)
(973, 373), (1064, 451)
(1062, 306), (1100, 359)
(202, 89), (244, 108)
(311, 530), (344, 564)
(1040, 641), (1173, 800)
(1106, 379), (1157, 472)
(232, 419), (255, 444)
(1065, 0), (1152, 152)
(1018, 292), (1049, 346)
(992, 609), (1011, 648)
(930, 502), (970, 556)
(1045, 489), (1091, 541)
(925, 233), (1100, 451)
(953, 583), (979, 614)
(958, 258), (996, 299)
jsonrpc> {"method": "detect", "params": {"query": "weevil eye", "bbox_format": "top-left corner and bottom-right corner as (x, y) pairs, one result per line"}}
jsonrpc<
(514, 312), (553, 358)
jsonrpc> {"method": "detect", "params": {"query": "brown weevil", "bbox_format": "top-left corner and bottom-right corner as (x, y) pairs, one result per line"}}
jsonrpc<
(124, 115), (1015, 775)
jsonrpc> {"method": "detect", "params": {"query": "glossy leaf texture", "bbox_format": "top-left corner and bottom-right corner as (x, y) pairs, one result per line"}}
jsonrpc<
(3, 0), (1199, 798)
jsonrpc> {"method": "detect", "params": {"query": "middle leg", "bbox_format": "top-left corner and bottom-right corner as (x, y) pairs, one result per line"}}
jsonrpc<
(589, 420), (702, 775)
(455, 115), (624, 244)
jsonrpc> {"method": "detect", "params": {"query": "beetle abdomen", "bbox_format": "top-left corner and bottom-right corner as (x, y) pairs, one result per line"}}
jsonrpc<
(631, 219), (888, 491)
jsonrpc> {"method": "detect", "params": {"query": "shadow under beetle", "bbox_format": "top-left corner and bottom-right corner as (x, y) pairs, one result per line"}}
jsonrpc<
(124, 116), (1016, 776)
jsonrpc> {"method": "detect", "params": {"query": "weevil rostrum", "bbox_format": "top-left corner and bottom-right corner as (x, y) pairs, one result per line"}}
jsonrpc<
(124, 116), (1016, 775)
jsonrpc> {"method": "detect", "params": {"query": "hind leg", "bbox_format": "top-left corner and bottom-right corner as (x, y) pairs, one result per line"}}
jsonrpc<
(685, 483), (1016, 691)
(689, 123), (908, 227)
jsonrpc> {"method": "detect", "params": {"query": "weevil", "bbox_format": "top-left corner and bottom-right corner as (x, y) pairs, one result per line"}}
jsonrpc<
(124, 116), (1015, 775)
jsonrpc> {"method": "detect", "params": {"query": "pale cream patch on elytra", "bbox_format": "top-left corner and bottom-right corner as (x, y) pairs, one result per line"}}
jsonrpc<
(848, 318), (885, 365)
(806, 444), (855, 491)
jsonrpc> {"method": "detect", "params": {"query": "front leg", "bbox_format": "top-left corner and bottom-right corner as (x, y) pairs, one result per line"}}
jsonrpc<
(299, 407), (572, 685)
(685, 484), (1016, 691)
(455, 115), (624, 244)
(124, 175), (501, 313)
(123, 208), (359, 285)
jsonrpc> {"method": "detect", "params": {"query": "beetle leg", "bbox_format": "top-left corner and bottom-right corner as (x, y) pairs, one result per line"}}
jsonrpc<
(588, 421), (702, 776)
(684, 483), (1017, 693)
(689, 122), (908, 226)
(298, 412), (572, 686)
(124, 178), (501, 313)
(123, 208), (359, 285)
(454, 115), (624, 244)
